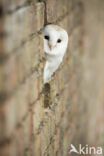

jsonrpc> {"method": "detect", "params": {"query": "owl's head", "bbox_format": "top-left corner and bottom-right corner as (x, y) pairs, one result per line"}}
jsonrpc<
(43, 24), (68, 56)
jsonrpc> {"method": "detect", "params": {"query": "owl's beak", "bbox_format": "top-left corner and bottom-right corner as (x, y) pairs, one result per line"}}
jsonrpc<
(48, 43), (53, 50)
(48, 43), (56, 50)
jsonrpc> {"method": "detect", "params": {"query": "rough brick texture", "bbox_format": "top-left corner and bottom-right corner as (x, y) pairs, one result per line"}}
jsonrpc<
(0, 0), (104, 156)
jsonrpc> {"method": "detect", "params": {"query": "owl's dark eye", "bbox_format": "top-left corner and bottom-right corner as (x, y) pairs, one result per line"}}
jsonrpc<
(44, 35), (49, 40)
(57, 39), (62, 43)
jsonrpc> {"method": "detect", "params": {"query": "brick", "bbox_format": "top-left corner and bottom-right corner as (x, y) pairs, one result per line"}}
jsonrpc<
(12, 113), (31, 156)
(46, 0), (71, 23)
(22, 113), (30, 148)
(15, 126), (26, 156)
(28, 74), (39, 105)
(15, 81), (29, 124)
(0, 97), (16, 141)
(0, 54), (19, 94)
(34, 134), (41, 156)
(40, 115), (52, 155)
(69, 26), (82, 52)
(33, 96), (44, 133)
(1, 0), (29, 13)
(15, 36), (39, 84)
(0, 139), (16, 156)
(54, 128), (61, 155)
(2, 2), (44, 55)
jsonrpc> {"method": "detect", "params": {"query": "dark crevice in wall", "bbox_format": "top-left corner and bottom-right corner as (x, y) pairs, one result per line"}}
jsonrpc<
(42, 0), (48, 26)
(43, 83), (51, 108)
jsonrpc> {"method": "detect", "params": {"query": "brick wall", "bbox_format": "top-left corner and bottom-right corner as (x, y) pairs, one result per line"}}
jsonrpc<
(1, 0), (104, 156)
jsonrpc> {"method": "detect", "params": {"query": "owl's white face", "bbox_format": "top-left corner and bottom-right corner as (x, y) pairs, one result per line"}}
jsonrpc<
(43, 24), (68, 56)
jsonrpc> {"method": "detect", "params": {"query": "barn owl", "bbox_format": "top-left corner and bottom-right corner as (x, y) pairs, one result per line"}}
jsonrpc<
(43, 24), (68, 83)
